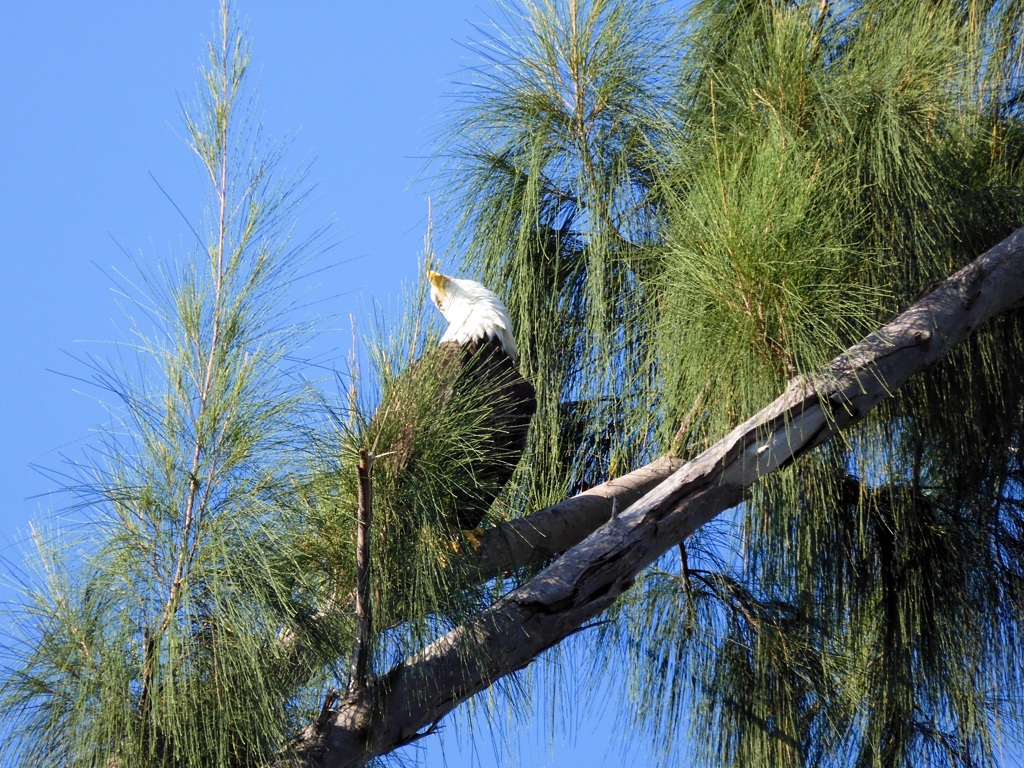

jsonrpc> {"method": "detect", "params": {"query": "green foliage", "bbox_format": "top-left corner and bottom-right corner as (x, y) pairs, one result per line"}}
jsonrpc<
(0, 7), (329, 766)
(299, 283), (528, 655)
(0, 6), (552, 765)
(441, 0), (1024, 765)
(441, 0), (680, 503)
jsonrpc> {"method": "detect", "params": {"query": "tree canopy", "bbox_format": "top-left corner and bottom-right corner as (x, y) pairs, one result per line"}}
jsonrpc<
(3, 1), (1024, 767)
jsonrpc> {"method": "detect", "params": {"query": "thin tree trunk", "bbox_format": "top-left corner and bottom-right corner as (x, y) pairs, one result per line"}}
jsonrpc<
(349, 450), (373, 693)
(281, 227), (1024, 768)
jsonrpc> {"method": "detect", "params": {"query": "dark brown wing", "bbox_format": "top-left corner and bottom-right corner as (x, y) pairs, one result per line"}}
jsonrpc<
(367, 337), (535, 530)
(444, 337), (536, 528)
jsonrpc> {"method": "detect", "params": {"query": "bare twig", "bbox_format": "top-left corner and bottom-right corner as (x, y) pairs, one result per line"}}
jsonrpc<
(316, 688), (340, 728)
(349, 450), (374, 694)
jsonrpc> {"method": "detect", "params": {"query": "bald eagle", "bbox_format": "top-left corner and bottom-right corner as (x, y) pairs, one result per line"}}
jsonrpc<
(369, 272), (536, 533)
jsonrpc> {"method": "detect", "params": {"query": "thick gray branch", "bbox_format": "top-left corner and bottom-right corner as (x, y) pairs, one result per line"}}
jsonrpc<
(468, 455), (685, 578)
(285, 227), (1024, 768)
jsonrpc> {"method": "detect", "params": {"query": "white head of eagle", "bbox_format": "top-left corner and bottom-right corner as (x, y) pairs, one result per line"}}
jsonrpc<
(427, 271), (519, 362)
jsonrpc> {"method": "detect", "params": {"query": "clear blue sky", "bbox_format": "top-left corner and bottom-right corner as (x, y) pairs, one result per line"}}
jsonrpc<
(0, 3), (649, 766)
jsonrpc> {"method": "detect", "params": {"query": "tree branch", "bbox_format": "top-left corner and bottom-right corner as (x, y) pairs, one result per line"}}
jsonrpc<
(277, 456), (683, 665)
(284, 227), (1024, 768)
(467, 454), (685, 578)
(349, 450), (374, 693)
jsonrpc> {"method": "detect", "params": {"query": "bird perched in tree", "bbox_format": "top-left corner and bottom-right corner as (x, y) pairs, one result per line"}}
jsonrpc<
(369, 271), (536, 534)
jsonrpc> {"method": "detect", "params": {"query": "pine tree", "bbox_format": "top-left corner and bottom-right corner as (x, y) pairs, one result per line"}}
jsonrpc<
(436, 1), (1024, 765)
(4, 1), (1024, 767)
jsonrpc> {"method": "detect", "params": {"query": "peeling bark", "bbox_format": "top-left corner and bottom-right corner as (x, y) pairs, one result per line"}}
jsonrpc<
(467, 454), (686, 577)
(281, 228), (1024, 768)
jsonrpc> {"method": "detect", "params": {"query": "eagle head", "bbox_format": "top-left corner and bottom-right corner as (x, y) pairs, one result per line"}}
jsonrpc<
(426, 271), (519, 362)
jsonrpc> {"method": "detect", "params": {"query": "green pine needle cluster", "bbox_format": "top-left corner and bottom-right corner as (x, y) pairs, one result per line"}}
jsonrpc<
(299, 280), (525, 655)
(440, 0), (1024, 765)
(0, 8), (331, 766)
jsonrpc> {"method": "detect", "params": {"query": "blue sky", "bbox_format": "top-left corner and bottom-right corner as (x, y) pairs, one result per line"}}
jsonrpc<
(0, 3), (648, 766)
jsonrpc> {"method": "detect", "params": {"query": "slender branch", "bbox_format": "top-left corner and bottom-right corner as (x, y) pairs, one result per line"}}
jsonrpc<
(350, 450), (374, 694)
(142, 12), (238, 711)
(282, 226), (1024, 768)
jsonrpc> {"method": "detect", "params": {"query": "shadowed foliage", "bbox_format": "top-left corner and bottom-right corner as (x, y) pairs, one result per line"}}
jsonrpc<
(440, 0), (1024, 766)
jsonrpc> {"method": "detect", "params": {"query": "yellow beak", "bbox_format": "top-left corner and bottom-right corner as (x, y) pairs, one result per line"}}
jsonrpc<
(426, 270), (449, 294)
